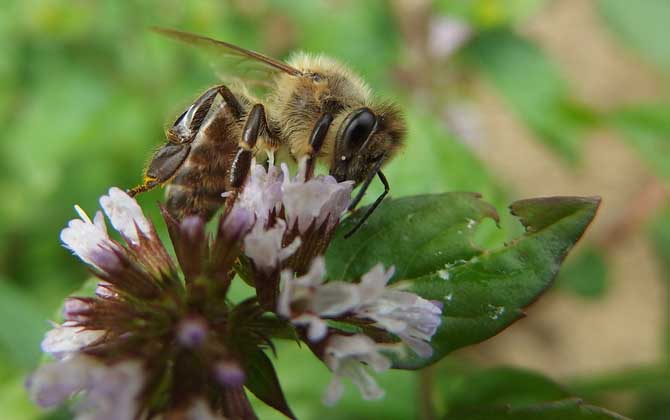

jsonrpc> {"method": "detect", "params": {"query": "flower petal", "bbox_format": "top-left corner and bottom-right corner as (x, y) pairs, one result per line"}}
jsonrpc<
(41, 322), (104, 360)
(358, 264), (395, 303)
(322, 376), (345, 406)
(27, 355), (98, 408)
(322, 334), (390, 405)
(237, 163), (283, 224)
(311, 282), (359, 317)
(281, 163), (353, 233)
(99, 187), (152, 245)
(244, 220), (297, 272)
(60, 208), (117, 270)
(79, 359), (144, 419)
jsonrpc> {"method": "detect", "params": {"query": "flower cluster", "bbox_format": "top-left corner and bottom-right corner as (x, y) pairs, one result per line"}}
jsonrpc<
(28, 159), (442, 419)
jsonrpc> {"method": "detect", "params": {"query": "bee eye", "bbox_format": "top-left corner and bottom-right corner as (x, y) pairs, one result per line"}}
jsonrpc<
(341, 108), (376, 150)
(310, 73), (323, 82)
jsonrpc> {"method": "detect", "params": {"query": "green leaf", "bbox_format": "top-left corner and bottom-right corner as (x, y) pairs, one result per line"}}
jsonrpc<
(464, 30), (598, 163)
(607, 103), (670, 179)
(440, 367), (570, 411)
(597, 0), (670, 70)
(446, 398), (631, 420)
(556, 246), (608, 299)
(328, 192), (500, 282)
(437, 367), (631, 419)
(326, 194), (599, 368)
(243, 349), (296, 420)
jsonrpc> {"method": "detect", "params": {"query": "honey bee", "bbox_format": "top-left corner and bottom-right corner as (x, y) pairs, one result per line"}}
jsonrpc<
(129, 28), (406, 236)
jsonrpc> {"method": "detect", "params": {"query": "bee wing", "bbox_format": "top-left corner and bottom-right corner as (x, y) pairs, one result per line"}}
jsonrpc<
(152, 27), (302, 79)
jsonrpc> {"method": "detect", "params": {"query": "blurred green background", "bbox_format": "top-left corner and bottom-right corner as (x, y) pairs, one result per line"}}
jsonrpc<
(0, 0), (668, 419)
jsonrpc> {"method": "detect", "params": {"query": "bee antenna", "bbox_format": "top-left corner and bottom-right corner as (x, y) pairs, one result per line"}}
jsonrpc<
(344, 164), (389, 239)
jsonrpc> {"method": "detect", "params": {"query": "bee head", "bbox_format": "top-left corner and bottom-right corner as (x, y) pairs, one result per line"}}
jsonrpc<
(330, 104), (406, 185)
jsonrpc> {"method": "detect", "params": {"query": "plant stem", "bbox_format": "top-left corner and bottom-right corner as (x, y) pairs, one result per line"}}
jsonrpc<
(418, 366), (436, 420)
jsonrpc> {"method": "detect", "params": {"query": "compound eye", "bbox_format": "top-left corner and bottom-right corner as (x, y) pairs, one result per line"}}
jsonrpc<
(342, 108), (376, 150)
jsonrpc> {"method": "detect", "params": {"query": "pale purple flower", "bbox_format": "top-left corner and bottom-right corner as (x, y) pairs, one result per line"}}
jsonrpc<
(177, 317), (208, 348)
(95, 282), (116, 299)
(278, 260), (442, 355)
(60, 205), (118, 271)
(41, 322), (104, 360)
(27, 355), (98, 408)
(214, 361), (246, 388)
(236, 163), (284, 224)
(77, 359), (144, 420)
(237, 159), (352, 234)
(322, 334), (392, 406)
(180, 215), (204, 241)
(99, 187), (152, 245)
(60, 187), (156, 272)
(28, 355), (144, 420)
(428, 16), (472, 59)
(355, 264), (442, 358)
(444, 102), (484, 148)
(280, 161), (354, 233)
(221, 205), (255, 240)
(278, 258), (358, 342)
(62, 298), (90, 322)
(244, 220), (301, 273)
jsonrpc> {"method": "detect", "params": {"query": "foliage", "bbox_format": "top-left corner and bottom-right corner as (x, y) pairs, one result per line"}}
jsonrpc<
(328, 194), (599, 367)
(0, 0), (666, 419)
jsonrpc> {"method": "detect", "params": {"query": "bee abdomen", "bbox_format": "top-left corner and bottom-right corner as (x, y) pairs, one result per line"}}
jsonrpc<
(165, 119), (241, 220)
(166, 181), (227, 221)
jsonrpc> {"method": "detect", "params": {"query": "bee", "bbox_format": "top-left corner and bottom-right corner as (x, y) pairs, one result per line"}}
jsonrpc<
(129, 28), (406, 236)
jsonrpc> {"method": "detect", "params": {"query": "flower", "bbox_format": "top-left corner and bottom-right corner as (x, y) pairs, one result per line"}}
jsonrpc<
(28, 355), (144, 420)
(236, 163), (284, 225)
(278, 260), (442, 357)
(99, 187), (152, 245)
(278, 257), (358, 342)
(239, 160), (354, 310)
(41, 321), (104, 360)
(244, 220), (301, 274)
(29, 188), (260, 419)
(355, 264), (442, 358)
(30, 156), (441, 417)
(428, 15), (472, 59)
(28, 356), (98, 408)
(322, 334), (392, 406)
(60, 205), (118, 272)
(280, 161), (353, 234)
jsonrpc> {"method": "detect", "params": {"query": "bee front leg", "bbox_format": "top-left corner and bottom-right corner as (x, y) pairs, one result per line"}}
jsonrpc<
(229, 104), (268, 189)
(344, 158), (388, 238)
(304, 113), (334, 179)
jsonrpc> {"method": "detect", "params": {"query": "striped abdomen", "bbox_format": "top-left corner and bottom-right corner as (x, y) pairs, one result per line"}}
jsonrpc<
(166, 103), (244, 220)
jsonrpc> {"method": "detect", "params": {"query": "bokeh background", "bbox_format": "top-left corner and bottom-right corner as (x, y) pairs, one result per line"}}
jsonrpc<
(0, 0), (668, 419)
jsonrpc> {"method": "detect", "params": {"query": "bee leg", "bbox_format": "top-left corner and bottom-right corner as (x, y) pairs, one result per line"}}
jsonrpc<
(129, 85), (238, 197)
(304, 113), (334, 179)
(230, 104), (267, 189)
(344, 159), (388, 238)
(170, 84), (243, 142)
(127, 177), (159, 197)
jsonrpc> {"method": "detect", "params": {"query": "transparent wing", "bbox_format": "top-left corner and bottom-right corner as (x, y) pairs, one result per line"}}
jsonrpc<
(152, 27), (302, 82)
